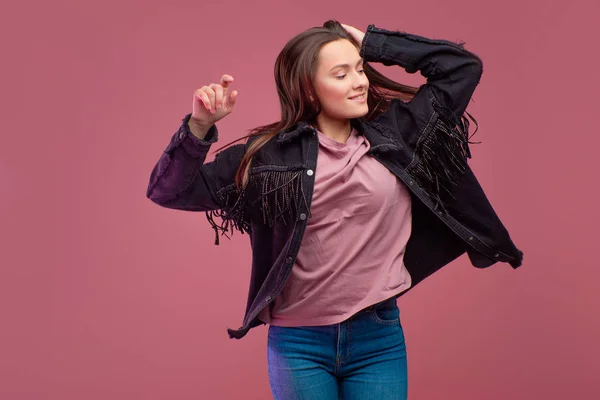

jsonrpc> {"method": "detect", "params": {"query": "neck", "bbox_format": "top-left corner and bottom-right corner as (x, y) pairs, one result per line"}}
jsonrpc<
(314, 114), (352, 144)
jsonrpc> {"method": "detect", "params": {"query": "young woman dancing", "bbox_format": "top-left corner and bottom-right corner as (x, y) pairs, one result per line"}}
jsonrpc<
(146, 20), (523, 400)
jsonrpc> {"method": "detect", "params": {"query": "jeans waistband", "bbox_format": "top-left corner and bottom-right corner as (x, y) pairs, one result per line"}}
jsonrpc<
(358, 295), (398, 314)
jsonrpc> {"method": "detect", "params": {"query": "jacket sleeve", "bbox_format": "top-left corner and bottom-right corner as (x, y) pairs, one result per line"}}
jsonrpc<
(146, 113), (245, 213)
(359, 25), (483, 214)
(359, 24), (483, 119)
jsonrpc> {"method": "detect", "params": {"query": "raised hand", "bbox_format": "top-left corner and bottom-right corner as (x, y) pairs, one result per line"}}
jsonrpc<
(341, 24), (365, 47)
(191, 74), (239, 128)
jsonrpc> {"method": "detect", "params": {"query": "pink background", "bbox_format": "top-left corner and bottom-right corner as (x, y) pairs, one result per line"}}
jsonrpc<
(1, 0), (599, 398)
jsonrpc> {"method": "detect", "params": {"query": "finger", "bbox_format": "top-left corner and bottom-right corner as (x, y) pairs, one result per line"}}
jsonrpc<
(194, 88), (211, 111)
(204, 86), (216, 113)
(219, 75), (233, 108)
(209, 83), (224, 110)
(195, 90), (211, 111)
(220, 74), (234, 87)
(225, 90), (238, 109)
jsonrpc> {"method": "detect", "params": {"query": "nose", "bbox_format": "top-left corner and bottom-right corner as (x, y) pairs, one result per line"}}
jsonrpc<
(353, 70), (369, 89)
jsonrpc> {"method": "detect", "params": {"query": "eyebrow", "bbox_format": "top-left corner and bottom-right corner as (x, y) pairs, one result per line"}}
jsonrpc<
(329, 58), (364, 72)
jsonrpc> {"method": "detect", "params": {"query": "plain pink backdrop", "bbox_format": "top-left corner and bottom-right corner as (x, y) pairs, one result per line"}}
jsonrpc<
(1, 0), (598, 399)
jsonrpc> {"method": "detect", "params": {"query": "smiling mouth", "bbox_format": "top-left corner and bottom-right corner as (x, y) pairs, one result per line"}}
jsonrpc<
(349, 93), (366, 99)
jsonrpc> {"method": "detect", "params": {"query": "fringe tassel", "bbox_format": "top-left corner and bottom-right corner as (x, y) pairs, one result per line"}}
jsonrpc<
(252, 170), (309, 227)
(407, 104), (479, 213)
(205, 168), (309, 245)
(205, 187), (250, 245)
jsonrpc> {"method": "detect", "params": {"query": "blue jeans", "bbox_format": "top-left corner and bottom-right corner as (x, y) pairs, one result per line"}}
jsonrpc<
(267, 296), (407, 399)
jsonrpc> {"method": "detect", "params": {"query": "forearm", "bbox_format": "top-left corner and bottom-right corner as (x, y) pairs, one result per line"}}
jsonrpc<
(146, 113), (219, 208)
(360, 24), (483, 116)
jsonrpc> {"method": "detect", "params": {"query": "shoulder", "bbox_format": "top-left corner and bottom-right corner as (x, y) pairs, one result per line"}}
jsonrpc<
(368, 85), (436, 144)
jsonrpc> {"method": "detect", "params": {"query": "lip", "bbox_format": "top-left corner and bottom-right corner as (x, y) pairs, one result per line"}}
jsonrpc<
(349, 93), (367, 103)
(348, 93), (366, 99)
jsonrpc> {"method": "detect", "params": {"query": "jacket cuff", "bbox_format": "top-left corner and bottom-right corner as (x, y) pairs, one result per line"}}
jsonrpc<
(359, 24), (387, 63)
(164, 113), (219, 157)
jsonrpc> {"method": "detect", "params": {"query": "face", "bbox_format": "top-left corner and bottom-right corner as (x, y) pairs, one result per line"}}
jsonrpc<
(312, 39), (369, 121)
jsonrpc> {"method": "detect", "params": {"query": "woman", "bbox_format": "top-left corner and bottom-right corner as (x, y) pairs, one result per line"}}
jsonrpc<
(146, 20), (523, 400)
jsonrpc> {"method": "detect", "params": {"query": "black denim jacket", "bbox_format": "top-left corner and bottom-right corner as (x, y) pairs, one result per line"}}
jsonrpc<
(146, 25), (524, 340)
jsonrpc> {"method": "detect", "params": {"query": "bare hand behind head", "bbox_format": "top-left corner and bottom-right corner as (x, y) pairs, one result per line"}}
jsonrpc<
(191, 74), (239, 127)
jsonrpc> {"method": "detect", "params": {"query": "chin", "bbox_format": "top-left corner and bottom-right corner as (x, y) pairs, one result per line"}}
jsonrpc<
(341, 112), (368, 120)
(350, 107), (369, 119)
(323, 106), (369, 121)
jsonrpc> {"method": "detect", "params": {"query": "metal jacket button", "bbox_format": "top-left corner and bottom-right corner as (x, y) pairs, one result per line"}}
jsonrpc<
(306, 169), (314, 176)
(299, 213), (307, 220)
(286, 256), (293, 264)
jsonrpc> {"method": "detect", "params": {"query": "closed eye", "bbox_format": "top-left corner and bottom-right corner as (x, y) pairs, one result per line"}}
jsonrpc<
(336, 69), (365, 80)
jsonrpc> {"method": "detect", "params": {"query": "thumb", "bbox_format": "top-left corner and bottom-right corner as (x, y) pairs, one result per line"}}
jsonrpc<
(225, 90), (239, 109)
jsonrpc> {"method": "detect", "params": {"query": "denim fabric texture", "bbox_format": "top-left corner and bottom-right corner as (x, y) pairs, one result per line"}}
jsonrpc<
(267, 296), (407, 400)
(146, 24), (524, 340)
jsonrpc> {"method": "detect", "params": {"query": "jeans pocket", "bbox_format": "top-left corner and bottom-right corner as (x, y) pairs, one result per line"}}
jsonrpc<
(371, 299), (400, 325)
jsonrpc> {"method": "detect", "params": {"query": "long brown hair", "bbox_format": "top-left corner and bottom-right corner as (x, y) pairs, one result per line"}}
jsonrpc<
(214, 20), (421, 188)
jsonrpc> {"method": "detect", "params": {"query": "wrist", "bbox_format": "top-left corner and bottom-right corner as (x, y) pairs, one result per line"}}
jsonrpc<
(189, 116), (211, 129)
(187, 119), (211, 140)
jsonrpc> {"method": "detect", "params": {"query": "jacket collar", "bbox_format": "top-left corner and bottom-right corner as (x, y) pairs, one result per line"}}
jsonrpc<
(275, 118), (402, 153)
(275, 120), (316, 144)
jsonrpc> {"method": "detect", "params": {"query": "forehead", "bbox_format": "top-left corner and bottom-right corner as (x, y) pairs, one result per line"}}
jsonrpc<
(317, 39), (361, 69)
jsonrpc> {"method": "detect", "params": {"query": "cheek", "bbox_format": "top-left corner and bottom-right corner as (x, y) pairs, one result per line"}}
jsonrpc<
(319, 83), (349, 104)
